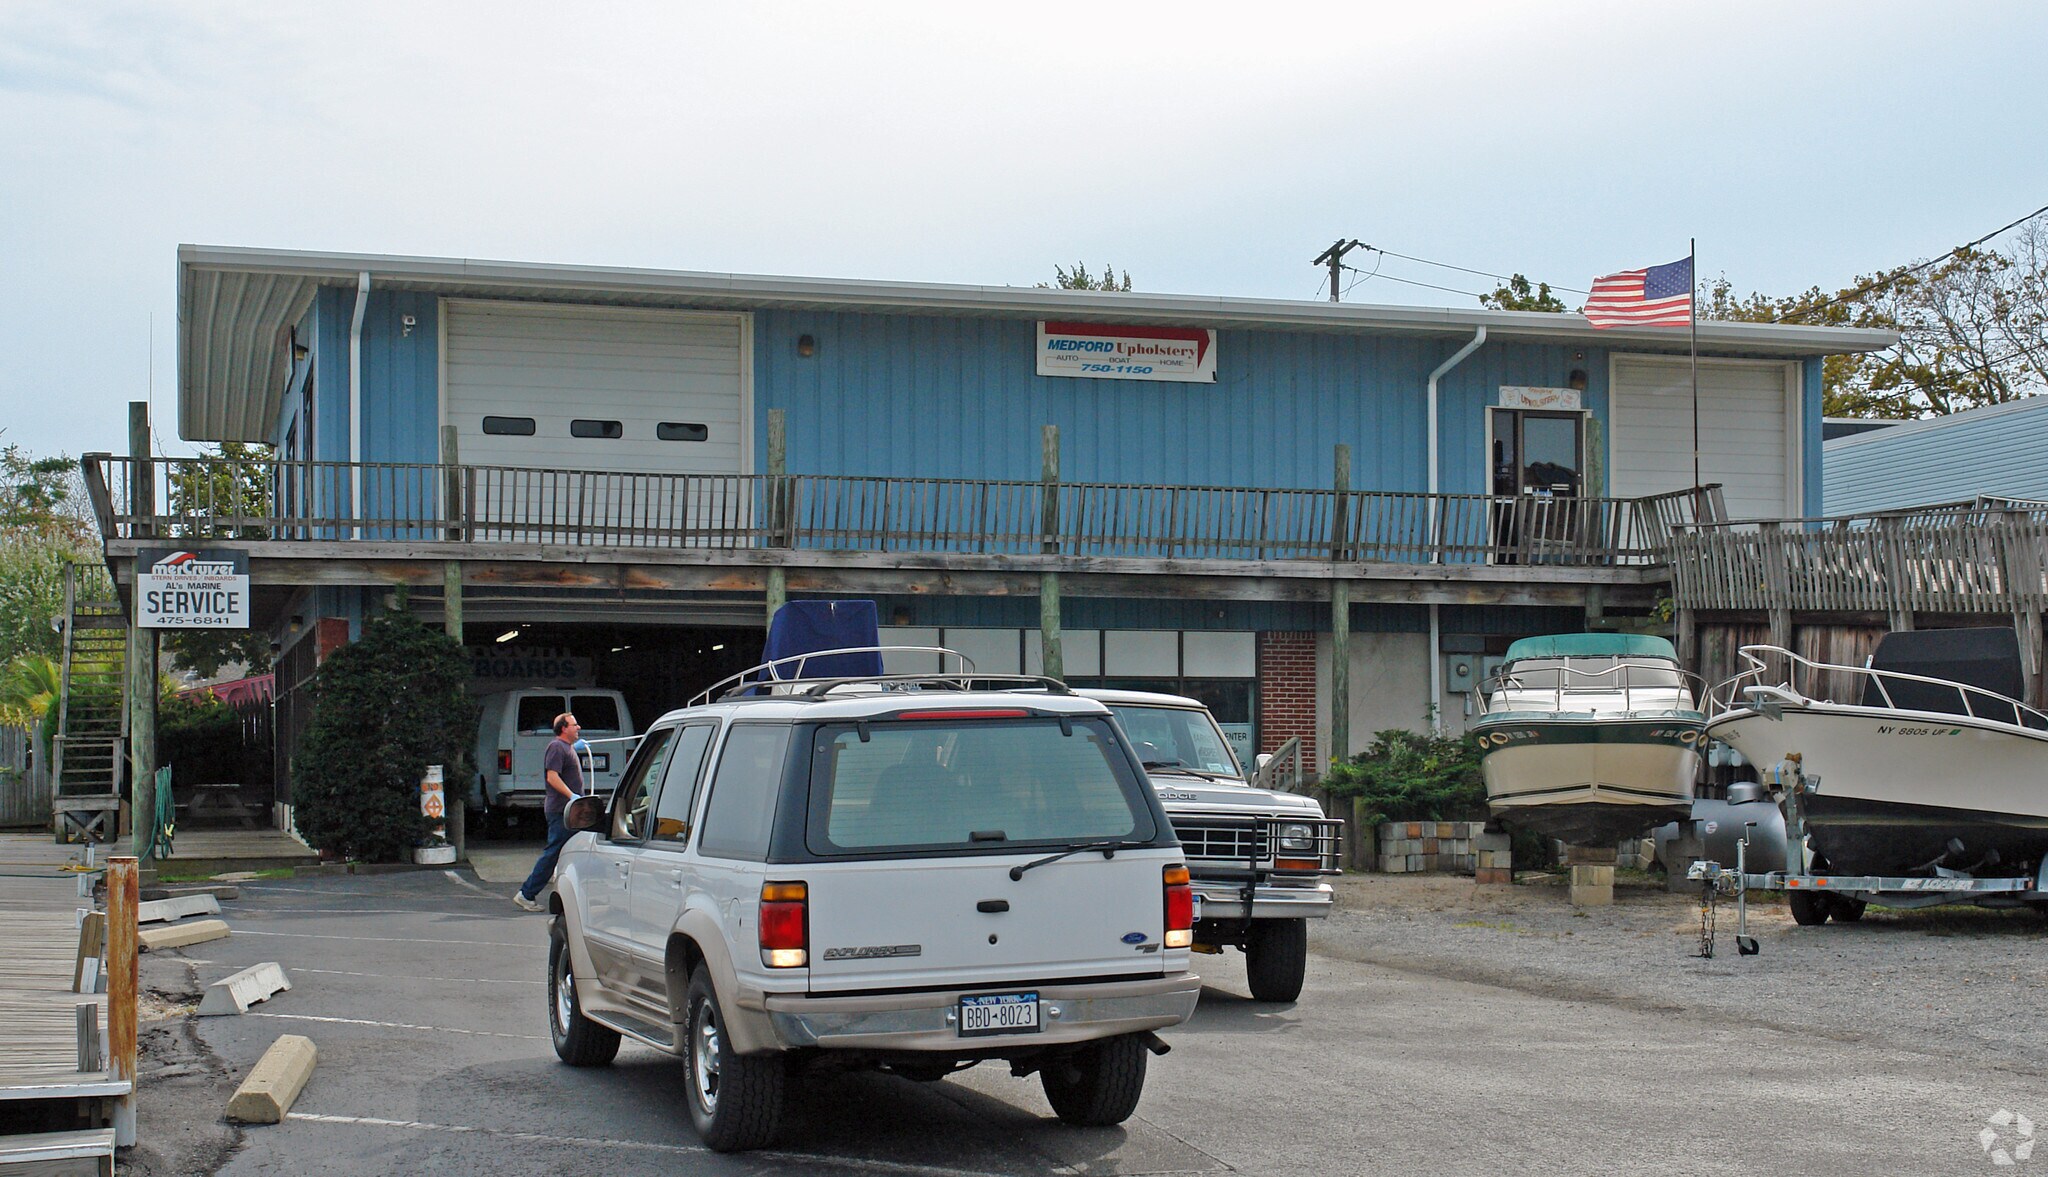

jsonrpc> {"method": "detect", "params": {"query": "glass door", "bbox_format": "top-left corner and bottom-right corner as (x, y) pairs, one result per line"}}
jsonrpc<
(1489, 409), (1585, 562)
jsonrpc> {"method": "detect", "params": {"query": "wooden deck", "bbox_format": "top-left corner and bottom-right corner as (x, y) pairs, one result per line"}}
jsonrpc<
(0, 836), (126, 1119)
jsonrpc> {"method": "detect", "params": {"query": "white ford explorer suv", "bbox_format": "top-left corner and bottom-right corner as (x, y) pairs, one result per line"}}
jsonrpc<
(548, 667), (1201, 1152)
(1080, 689), (1342, 1003)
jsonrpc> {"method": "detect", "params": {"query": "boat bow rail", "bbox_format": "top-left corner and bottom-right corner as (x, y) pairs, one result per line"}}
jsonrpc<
(1477, 657), (1705, 717)
(1707, 643), (2048, 729)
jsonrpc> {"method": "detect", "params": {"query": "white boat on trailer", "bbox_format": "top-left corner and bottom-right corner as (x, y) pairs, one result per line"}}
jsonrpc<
(1702, 628), (2048, 924)
(1473, 633), (1705, 846)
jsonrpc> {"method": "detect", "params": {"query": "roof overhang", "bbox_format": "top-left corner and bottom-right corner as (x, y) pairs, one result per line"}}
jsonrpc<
(178, 244), (1900, 443)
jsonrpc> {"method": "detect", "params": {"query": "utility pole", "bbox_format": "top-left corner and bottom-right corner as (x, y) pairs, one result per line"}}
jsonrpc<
(1312, 239), (1365, 302)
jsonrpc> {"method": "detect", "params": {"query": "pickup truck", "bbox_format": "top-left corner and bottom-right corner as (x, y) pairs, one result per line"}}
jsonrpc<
(1079, 689), (1342, 1002)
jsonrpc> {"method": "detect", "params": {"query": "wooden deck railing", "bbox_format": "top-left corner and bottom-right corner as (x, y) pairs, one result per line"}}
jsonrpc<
(81, 454), (1717, 568)
(1668, 500), (2048, 613)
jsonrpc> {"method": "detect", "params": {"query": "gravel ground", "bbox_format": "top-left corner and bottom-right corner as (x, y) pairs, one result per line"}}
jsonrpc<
(1314, 872), (2048, 1078)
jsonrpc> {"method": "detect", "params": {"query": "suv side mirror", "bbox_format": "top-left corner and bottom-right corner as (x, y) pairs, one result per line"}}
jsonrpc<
(1255, 753), (1273, 771)
(564, 795), (608, 833)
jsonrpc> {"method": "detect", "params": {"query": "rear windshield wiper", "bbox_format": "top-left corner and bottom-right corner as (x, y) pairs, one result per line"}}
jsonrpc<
(1009, 840), (1138, 880)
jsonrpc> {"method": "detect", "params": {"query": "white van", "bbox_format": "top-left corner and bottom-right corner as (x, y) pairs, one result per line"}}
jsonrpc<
(472, 688), (637, 833)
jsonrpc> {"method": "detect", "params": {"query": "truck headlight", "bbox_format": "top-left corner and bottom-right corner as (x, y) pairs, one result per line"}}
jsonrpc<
(1276, 823), (1316, 852)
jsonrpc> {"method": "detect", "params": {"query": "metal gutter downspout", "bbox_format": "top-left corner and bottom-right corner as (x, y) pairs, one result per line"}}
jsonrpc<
(1426, 326), (1486, 732)
(349, 271), (370, 534)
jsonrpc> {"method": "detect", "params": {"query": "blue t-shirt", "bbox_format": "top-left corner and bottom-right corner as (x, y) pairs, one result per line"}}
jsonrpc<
(542, 738), (585, 820)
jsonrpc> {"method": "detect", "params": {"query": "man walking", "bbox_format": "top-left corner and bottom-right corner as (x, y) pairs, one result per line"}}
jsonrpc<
(514, 712), (583, 912)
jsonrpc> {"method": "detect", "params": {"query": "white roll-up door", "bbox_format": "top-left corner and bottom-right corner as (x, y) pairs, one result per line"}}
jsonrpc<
(442, 301), (750, 542)
(1609, 356), (1801, 520)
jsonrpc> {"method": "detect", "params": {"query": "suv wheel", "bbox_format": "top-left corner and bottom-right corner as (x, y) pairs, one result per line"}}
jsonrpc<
(1040, 1034), (1147, 1126)
(683, 967), (784, 1151)
(1244, 918), (1309, 1003)
(548, 920), (620, 1067)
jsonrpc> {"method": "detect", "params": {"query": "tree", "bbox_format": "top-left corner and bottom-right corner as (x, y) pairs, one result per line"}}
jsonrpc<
(1039, 262), (1133, 292)
(290, 611), (476, 861)
(163, 441), (276, 677)
(1479, 274), (1568, 313)
(0, 653), (61, 766)
(1702, 215), (2048, 418)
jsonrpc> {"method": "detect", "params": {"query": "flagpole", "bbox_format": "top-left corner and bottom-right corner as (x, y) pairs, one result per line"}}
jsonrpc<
(1690, 237), (1700, 497)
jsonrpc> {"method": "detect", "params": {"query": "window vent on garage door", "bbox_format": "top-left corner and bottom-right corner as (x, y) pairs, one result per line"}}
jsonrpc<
(482, 416), (536, 436)
(571, 419), (624, 440)
(658, 422), (709, 442)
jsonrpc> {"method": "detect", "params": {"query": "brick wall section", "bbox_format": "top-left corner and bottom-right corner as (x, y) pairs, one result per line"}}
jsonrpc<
(1257, 631), (1317, 766)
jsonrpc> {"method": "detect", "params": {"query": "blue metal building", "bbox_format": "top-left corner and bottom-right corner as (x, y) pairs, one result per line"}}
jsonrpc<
(1824, 396), (2048, 515)
(153, 246), (1888, 794)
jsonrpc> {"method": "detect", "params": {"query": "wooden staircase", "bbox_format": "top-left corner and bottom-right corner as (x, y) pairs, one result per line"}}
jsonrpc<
(51, 564), (126, 844)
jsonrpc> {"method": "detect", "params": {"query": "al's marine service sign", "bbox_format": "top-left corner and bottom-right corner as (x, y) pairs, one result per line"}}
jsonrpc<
(136, 549), (250, 629)
(1036, 321), (1218, 384)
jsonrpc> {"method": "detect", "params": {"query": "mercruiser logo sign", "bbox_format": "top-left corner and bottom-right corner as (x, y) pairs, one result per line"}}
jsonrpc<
(1036, 321), (1218, 384)
(136, 548), (250, 630)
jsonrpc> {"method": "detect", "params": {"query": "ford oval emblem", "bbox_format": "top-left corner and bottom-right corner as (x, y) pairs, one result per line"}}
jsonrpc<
(1121, 932), (1147, 945)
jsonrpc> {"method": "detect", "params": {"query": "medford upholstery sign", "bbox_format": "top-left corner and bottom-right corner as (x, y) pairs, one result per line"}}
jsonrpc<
(136, 549), (251, 629)
(1036, 321), (1218, 384)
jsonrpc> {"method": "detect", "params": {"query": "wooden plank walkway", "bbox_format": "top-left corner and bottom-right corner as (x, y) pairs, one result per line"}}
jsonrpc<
(0, 834), (123, 1104)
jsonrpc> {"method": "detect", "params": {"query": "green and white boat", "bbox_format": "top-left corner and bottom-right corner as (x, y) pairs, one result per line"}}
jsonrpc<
(1473, 633), (1705, 845)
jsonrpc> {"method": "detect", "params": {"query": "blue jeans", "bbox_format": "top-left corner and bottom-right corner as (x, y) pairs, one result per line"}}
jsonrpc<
(519, 811), (573, 902)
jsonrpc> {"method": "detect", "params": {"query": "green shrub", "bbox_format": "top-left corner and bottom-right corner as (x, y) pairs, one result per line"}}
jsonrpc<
(158, 691), (252, 794)
(1320, 728), (1487, 827)
(291, 612), (476, 862)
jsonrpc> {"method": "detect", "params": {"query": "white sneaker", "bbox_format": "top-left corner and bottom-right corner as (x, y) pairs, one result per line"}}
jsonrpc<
(512, 892), (542, 912)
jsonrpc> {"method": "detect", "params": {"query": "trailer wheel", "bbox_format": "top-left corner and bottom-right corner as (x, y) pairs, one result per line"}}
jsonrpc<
(1828, 896), (1866, 922)
(1789, 891), (1831, 926)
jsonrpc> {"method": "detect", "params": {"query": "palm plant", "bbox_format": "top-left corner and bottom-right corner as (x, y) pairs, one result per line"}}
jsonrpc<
(0, 653), (62, 765)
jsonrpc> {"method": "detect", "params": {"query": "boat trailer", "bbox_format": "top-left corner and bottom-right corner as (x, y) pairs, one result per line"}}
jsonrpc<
(1685, 760), (2048, 957)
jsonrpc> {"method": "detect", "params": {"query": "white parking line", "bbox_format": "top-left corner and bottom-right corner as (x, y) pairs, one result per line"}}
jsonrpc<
(283, 1113), (1038, 1176)
(290, 967), (544, 986)
(443, 869), (493, 895)
(235, 929), (536, 948)
(248, 1012), (548, 1041)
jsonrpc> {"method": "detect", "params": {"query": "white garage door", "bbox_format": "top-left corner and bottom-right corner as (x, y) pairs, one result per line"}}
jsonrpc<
(442, 301), (751, 543)
(1609, 356), (1801, 521)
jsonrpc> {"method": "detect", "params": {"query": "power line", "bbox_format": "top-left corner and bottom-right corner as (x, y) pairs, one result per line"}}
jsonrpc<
(1361, 246), (1590, 296)
(1340, 263), (1485, 300)
(1774, 201), (2048, 324)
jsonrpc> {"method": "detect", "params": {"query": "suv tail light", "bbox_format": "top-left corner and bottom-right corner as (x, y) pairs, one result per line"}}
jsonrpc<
(1163, 864), (1193, 948)
(497, 749), (512, 774)
(759, 881), (809, 968)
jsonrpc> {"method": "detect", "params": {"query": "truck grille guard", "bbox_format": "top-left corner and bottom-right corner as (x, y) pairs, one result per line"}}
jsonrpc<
(1168, 815), (1345, 882)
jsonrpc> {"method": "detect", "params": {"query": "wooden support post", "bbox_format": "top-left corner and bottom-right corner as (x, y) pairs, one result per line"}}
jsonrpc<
(1675, 607), (1698, 672)
(127, 403), (159, 862)
(107, 855), (138, 1146)
(1040, 426), (1064, 679)
(765, 409), (788, 627)
(1330, 444), (1351, 766)
(1762, 522), (1793, 653)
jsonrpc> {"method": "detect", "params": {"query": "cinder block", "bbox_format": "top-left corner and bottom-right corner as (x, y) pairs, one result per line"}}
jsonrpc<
(140, 919), (230, 952)
(1406, 822), (1423, 838)
(1562, 844), (1618, 866)
(1423, 838), (1439, 854)
(138, 894), (221, 924)
(199, 962), (292, 1017)
(1569, 864), (1614, 906)
(1475, 867), (1512, 885)
(1474, 831), (1511, 853)
(227, 1034), (318, 1124)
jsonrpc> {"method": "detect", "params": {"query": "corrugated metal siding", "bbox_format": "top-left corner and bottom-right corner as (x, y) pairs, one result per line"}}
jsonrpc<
(753, 311), (1610, 492)
(851, 595), (1578, 636)
(1824, 395), (2048, 515)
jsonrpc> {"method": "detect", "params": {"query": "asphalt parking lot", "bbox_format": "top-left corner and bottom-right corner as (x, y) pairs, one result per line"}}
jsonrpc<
(130, 867), (2047, 1177)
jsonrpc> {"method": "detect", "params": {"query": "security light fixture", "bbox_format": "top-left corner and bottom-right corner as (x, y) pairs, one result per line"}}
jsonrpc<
(1567, 369), (1589, 391)
(495, 629), (521, 644)
(401, 313), (417, 337)
(796, 334), (816, 358)
(711, 643), (726, 651)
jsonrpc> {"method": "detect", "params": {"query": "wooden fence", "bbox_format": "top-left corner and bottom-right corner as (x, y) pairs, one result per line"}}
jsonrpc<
(0, 725), (52, 829)
(1669, 501), (2048, 614)
(82, 454), (1718, 569)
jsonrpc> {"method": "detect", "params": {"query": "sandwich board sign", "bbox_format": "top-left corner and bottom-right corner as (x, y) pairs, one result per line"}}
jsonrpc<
(136, 549), (250, 629)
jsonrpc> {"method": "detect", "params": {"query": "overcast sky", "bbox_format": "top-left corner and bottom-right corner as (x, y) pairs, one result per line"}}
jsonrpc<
(3, 0), (2045, 458)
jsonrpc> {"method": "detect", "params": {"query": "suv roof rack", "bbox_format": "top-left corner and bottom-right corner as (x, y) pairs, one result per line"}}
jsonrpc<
(690, 646), (1074, 706)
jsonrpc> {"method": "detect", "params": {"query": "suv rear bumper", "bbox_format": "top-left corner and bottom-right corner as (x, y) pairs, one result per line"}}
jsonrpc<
(1191, 878), (1334, 920)
(762, 973), (1200, 1052)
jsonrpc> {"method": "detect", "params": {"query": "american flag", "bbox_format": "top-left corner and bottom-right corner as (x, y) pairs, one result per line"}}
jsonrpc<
(1584, 256), (1693, 328)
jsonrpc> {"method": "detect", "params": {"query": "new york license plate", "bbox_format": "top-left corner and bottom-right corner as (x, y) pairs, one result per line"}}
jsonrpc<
(958, 992), (1040, 1037)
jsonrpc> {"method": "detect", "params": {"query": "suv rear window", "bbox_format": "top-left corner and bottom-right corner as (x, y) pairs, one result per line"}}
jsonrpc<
(568, 694), (622, 732)
(516, 695), (566, 734)
(806, 716), (1148, 853)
